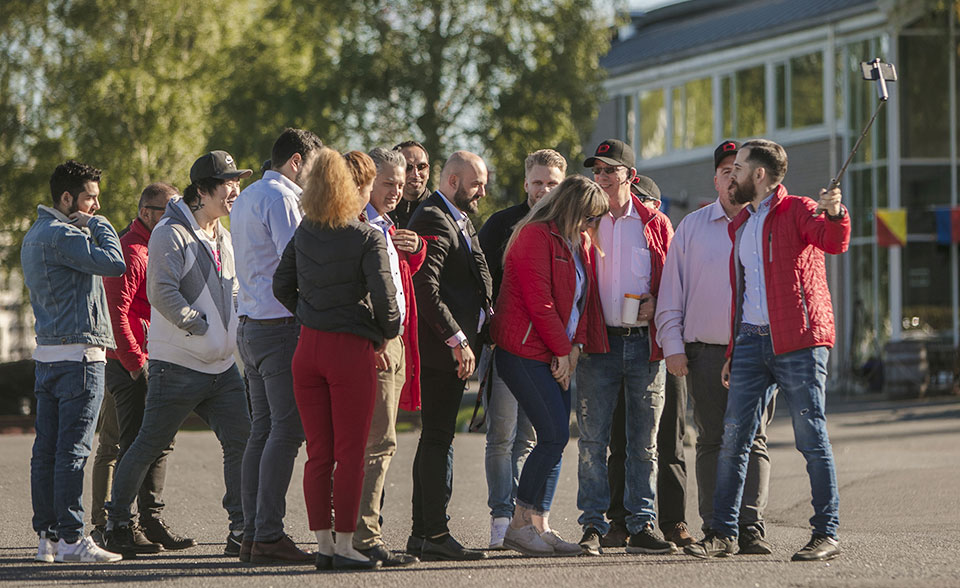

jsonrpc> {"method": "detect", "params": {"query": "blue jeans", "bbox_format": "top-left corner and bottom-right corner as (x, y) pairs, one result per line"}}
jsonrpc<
(108, 360), (251, 531)
(712, 333), (839, 538)
(495, 350), (569, 514)
(576, 331), (665, 535)
(31, 359), (105, 542)
(238, 320), (304, 542)
(479, 345), (535, 518)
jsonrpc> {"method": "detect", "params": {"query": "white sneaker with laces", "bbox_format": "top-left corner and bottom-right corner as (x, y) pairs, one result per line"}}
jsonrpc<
(489, 517), (510, 549)
(35, 535), (58, 563)
(540, 529), (583, 557)
(54, 536), (122, 563)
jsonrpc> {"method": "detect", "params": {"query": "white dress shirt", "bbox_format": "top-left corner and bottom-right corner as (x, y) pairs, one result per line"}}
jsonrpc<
(231, 170), (302, 319)
(365, 203), (406, 328)
(595, 198), (652, 327)
(740, 191), (775, 326)
(655, 198), (737, 357)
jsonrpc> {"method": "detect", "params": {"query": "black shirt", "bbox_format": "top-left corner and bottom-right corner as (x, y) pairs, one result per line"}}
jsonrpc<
(478, 199), (531, 303)
(388, 187), (430, 229)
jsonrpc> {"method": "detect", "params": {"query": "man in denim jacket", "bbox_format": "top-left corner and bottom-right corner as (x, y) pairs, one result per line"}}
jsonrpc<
(21, 160), (126, 563)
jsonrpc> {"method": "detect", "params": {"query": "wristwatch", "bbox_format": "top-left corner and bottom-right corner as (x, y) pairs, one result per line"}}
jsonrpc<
(458, 339), (469, 349)
(826, 207), (847, 220)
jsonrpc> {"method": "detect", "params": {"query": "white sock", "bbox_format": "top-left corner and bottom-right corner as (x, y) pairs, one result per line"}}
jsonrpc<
(333, 531), (366, 560)
(314, 529), (334, 555)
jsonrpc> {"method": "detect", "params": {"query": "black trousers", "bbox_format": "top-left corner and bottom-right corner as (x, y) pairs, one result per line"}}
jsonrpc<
(607, 372), (687, 529)
(411, 366), (464, 538)
(106, 358), (174, 522)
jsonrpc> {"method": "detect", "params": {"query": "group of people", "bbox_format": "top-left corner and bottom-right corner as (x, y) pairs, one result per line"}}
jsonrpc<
(22, 126), (850, 569)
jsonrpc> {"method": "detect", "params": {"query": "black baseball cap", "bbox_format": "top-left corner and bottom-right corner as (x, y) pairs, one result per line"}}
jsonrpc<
(629, 175), (661, 201)
(190, 150), (253, 184)
(584, 139), (635, 169)
(714, 140), (739, 169)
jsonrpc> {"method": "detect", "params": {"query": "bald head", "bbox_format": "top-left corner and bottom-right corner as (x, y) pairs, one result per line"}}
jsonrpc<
(439, 151), (488, 214)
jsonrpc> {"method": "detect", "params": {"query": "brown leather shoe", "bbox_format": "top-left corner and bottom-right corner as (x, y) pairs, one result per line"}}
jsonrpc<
(662, 522), (695, 547)
(250, 535), (314, 565)
(239, 538), (253, 562)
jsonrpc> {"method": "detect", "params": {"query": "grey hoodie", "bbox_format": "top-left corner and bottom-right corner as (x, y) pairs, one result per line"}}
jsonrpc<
(146, 197), (238, 374)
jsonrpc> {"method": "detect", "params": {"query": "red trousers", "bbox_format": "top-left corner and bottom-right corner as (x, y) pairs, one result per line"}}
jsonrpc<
(293, 327), (377, 532)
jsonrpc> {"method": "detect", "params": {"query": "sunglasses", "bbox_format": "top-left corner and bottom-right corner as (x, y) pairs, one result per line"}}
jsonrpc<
(584, 214), (603, 224)
(592, 166), (622, 176)
(406, 162), (429, 173)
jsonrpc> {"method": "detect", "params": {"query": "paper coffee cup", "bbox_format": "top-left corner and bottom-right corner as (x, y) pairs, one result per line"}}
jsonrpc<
(621, 293), (643, 326)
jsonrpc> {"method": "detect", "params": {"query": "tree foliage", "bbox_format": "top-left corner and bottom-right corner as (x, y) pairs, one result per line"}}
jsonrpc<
(1, 0), (618, 271)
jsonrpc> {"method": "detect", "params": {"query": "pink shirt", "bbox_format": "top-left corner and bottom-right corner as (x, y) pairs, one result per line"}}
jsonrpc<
(595, 198), (652, 327)
(655, 198), (736, 357)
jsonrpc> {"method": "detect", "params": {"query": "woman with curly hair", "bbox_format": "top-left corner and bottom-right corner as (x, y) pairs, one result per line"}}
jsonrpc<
(273, 148), (400, 571)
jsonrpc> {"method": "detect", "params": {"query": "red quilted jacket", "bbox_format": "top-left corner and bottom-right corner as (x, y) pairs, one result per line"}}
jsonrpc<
(105, 218), (152, 372)
(394, 227), (427, 411)
(584, 195), (673, 361)
(491, 221), (606, 362)
(727, 184), (851, 357)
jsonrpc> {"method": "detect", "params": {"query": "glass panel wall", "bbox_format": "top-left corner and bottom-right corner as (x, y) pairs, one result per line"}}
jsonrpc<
(639, 88), (666, 159)
(672, 77), (712, 149)
(791, 52), (824, 127)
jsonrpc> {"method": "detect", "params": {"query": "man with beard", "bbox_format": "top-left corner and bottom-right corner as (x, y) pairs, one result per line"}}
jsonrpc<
(684, 139), (848, 562)
(232, 128), (322, 564)
(406, 151), (493, 561)
(390, 141), (431, 229)
(655, 141), (774, 554)
(22, 160), (126, 563)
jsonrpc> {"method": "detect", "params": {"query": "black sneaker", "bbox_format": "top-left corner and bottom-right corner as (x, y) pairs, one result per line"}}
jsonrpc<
(626, 524), (677, 554)
(405, 535), (424, 555)
(132, 525), (163, 553)
(90, 525), (106, 548)
(579, 526), (603, 556)
(224, 532), (243, 556)
(141, 517), (197, 551)
(683, 532), (738, 559)
(738, 528), (773, 555)
(792, 534), (840, 561)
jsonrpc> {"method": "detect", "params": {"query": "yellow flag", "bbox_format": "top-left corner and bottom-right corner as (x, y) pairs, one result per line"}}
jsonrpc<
(876, 208), (906, 247)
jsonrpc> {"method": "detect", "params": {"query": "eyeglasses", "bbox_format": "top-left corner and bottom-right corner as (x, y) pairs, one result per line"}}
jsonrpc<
(406, 163), (429, 173)
(592, 166), (622, 176)
(142, 205), (166, 212)
(584, 214), (603, 224)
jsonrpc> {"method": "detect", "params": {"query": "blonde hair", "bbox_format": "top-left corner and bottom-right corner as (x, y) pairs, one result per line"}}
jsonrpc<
(301, 147), (362, 228)
(504, 175), (608, 259)
(524, 148), (568, 175)
(343, 150), (376, 190)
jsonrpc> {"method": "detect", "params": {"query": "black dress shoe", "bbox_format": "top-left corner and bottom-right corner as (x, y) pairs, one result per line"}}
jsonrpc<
(358, 544), (419, 567)
(315, 552), (333, 570)
(405, 535), (423, 555)
(332, 553), (380, 570)
(420, 534), (487, 561)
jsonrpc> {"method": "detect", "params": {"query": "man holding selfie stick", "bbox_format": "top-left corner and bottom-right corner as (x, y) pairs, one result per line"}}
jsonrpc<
(575, 140), (675, 556)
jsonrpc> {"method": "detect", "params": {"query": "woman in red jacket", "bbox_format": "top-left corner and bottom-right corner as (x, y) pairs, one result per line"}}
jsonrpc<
(490, 175), (608, 557)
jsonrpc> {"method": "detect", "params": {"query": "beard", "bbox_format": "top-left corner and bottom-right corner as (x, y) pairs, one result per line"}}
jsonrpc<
(731, 179), (756, 205)
(452, 184), (479, 214)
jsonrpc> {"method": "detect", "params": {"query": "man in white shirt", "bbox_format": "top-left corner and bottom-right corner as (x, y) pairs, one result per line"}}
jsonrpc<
(655, 140), (774, 555)
(232, 128), (322, 564)
(575, 140), (676, 556)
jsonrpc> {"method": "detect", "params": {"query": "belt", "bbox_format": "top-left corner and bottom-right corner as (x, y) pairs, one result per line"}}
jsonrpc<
(606, 325), (648, 337)
(238, 315), (297, 326)
(740, 323), (770, 336)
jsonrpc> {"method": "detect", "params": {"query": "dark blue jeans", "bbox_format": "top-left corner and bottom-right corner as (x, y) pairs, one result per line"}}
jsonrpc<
(31, 359), (105, 542)
(712, 332), (839, 538)
(495, 349), (570, 514)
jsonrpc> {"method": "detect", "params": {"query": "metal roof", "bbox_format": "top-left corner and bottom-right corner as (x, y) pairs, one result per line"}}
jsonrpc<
(603, 0), (878, 76)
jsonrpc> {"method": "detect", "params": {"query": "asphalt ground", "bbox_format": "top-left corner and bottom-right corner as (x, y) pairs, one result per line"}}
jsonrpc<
(1, 396), (958, 587)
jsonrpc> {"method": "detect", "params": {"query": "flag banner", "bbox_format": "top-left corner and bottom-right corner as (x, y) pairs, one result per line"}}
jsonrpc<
(934, 206), (960, 245)
(876, 208), (906, 247)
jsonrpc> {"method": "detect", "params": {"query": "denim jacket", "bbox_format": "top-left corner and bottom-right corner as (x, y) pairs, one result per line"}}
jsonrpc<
(21, 205), (126, 347)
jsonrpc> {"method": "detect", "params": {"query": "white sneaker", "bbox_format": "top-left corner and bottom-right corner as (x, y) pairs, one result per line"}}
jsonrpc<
(35, 535), (57, 563)
(540, 529), (583, 557)
(489, 517), (510, 549)
(54, 536), (122, 563)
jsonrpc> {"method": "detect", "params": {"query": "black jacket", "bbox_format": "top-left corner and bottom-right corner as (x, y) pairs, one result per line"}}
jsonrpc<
(389, 187), (430, 229)
(408, 191), (493, 370)
(273, 218), (400, 346)
(478, 199), (530, 303)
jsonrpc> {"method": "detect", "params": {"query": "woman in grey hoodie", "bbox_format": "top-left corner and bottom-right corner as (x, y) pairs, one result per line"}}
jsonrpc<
(105, 151), (254, 558)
